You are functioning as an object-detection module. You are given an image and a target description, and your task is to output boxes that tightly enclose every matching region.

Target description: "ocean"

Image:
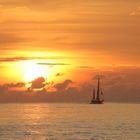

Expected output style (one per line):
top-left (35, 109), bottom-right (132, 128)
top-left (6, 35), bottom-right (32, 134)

top-left (0, 103), bottom-right (139, 140)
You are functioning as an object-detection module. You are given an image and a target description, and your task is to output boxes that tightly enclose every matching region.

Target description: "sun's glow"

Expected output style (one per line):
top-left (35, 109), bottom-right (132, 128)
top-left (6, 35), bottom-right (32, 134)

top-left (24, 63), bottom-right (48, 83)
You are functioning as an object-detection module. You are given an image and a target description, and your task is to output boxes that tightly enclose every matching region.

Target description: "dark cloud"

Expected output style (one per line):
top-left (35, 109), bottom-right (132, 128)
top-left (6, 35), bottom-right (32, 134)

top-left (54, 80), bottom-right (73, 92)
top-left (0, 56), bottom-right (47, 62)
top-left (56, 73), bottom-right (64, 77)
top-left (0, 82), bottom-right (25, 94)
top-left (0, 57), bottom-right (28, 62)
top-left (29, 77), bottom-right (46, 90)
top-left (79, 66), bottom-right (94, 69)
top-left (0, 56), bottom-right (74, 63)
top-left (37, 63), bottom-right (70, 66)
top-left (3, 82), bottom-right (25, 88)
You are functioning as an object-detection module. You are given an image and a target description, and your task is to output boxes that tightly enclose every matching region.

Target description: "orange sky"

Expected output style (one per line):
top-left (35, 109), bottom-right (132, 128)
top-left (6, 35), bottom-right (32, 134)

top-left (0, 0), bottom-right (140, 82)
top-left (0, 0), bottom-right (140, 102)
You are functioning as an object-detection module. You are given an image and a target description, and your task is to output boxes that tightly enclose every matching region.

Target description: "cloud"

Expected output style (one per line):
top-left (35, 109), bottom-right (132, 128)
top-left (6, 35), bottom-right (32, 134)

top-left (0, 57), bottom-right (28, 62)
top-left (0, 82), bottom-right (25, 94)
top-left (3, 82), bottom-right (25, 88)
top-left (79, 66), bottom-right (94, 69)
top-left (37, 63), bottom-right (70, 66)
top-left (0, 56), bottom-right (73, 63)
top-left (54, 80), bottom-right (73, 92)
top-left (56, 73), bottom-right (64, 77)
top-left (29, 77), bottom-right (46, 90)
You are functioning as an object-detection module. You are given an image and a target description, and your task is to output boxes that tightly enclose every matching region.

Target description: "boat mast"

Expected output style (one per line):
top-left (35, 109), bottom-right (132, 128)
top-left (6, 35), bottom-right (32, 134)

top-left (96, 77), bottom-right (100, 101)
top-left (92, 88), bottom-right (95, 100)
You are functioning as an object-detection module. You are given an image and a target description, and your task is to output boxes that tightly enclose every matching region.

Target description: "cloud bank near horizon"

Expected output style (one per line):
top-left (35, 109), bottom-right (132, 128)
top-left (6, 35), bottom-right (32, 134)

top-left (0, 67), bottom-right (140, 102)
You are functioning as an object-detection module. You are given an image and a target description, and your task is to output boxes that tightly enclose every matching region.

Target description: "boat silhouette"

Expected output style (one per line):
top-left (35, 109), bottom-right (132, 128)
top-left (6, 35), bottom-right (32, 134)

top-left (90, 76), bottom-right (104, 104)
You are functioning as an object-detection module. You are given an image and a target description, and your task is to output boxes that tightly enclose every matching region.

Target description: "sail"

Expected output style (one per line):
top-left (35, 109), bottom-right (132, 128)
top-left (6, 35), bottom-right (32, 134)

top-left (101, 91), bottom-right (103, 95)
top-left (96, 77), bottom-right (100, 101)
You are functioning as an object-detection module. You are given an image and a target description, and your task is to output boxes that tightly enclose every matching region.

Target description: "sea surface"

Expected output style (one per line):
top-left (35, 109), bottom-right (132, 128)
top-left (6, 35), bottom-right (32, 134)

top-left (0, 103), bottom-right (139, 140)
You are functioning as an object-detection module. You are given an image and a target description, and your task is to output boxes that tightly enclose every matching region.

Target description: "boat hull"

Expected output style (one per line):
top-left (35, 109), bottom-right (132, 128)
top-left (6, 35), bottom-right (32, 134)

top-left (90, 100), bottom-right (104, 104)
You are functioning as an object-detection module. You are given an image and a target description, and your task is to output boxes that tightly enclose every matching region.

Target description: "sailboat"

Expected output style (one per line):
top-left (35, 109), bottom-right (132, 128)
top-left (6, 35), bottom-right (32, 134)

top-left (90, 77), bottom-right (104, 104)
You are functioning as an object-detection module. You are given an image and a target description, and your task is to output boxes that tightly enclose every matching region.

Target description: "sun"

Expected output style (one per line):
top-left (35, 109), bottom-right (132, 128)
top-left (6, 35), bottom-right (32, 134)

top-left (24, 63), bottom-right (48, 83)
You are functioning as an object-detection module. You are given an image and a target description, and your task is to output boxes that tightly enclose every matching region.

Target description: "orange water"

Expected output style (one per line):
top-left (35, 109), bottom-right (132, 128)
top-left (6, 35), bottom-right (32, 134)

top-left (0, 103), bottom-right (139, 140)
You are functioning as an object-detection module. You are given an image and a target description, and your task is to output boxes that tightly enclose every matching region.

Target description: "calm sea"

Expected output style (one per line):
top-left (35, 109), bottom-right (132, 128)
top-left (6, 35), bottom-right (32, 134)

top-left (0, 103), bottom-right (139, 140)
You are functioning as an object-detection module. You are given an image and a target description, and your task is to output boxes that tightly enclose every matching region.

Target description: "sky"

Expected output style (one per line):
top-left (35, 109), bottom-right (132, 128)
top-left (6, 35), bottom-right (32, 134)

top-left (0, 0), bottom-right (140, 102)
